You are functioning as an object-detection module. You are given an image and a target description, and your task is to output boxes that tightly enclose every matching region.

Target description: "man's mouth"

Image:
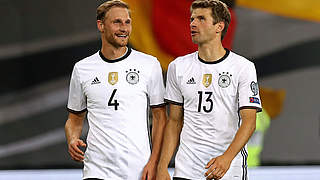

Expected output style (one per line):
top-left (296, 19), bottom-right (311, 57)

top-left (191, 31), bottom-right (198, 36)
top-left (116, 34), bottom-right (128, 38)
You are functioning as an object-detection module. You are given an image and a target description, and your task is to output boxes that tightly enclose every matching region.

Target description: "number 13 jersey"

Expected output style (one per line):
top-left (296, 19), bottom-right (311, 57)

top-left (165, 49), bottom-right (262, 179)
top-left (67, 48), bottom-right (165, 179)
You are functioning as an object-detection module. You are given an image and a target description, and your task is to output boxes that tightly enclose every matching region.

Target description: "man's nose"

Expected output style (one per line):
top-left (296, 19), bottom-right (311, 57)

top-left (119, 23), bottom-right (129, 31)
top-left (190, 20), bottom-right (197, 27)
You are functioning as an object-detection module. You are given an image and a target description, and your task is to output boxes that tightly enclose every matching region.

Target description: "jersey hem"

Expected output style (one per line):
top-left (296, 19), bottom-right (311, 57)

top-left (83, 177), bottom-right (103, 180)
top-left (82, 176), bottom-right (104, 180)
top-left (164, 99), bottom-right (183, 106)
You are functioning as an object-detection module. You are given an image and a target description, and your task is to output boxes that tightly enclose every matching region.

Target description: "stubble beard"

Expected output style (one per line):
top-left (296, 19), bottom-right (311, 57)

top-left (191, 36), bottom-right (200, 45)
top-left (105, 34), bottom-right (129, 48)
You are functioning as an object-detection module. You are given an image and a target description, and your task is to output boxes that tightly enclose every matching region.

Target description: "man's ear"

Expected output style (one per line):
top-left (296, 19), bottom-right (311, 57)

top-left (216, 21), bottom-right (225, 33)
top-left (97, 20), bottom-right (104, 33)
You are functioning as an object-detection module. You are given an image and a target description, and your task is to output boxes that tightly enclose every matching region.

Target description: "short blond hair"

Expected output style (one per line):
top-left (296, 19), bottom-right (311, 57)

top-left (191, 0), bottom-right (231, 40)
top-left (96, 0), bottom-right (130, 21)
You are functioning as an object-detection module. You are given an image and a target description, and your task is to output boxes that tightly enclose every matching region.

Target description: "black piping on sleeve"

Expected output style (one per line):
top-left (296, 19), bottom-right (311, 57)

top-left (67, 107), bottom-right (87, 114)
top-left (150, 103), bottom-right (167, 108)
top-left (239, 106), bottom-right (262, 113)
top-left (164, 99), bottom-right (183, 106)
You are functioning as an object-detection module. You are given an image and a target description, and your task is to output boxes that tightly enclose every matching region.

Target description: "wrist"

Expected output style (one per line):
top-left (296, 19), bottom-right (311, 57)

top-left (148, 154), bottom-right (159, 165)
top-left (157, 160), bottom-right (169, 170)
top-left (222, 151), bottom-right (235, 162)
top-left (68, 137), bottom-right (80, 144)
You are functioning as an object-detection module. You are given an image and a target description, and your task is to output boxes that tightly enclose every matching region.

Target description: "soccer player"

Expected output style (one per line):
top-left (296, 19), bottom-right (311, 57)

top-left (157, 0), bottom-right (262, 180)
top-left (64, 1), bottom-right (167, 179)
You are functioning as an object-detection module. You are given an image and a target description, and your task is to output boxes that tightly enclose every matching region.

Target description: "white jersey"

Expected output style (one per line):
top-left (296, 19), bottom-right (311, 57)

top-left (165, 50), bottom-right (262, 179)
top-left (67, 48), bottom-right (165, 180)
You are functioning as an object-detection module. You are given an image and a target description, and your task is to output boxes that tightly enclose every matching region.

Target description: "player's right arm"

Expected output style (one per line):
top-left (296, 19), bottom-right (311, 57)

top-left (65, 111), bottom-right (87, 162)
top-left (156, 103), bottom-right (183, 180)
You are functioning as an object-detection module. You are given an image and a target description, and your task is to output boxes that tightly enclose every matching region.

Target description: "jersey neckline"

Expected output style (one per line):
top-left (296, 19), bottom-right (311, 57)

top-left (197, 48), bottom-right (230, 64)
top-left (99, 47), bottom-right (132, 63)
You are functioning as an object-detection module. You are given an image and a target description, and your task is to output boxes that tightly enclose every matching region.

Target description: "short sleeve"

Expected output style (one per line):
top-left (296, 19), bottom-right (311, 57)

top-left (67, 65), bottom-right (87, 113)
top-left (238, 62), bottom-right (262, 112)
top-left (147, 60), bottom-right (165, 106)
top-left (164, 61), bottom-right (183, 105)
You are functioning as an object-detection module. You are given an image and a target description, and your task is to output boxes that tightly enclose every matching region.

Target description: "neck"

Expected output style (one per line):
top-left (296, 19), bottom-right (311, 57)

top-left (198, 40), bottom-right (226, 62)
top-left (100, 42), bottom-right (127, 60)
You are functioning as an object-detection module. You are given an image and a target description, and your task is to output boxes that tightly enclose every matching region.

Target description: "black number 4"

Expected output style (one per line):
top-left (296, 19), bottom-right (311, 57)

top-left (198, 91), bottom-right (213, 113)
top-left (108, 89), bottom-right (119, 110)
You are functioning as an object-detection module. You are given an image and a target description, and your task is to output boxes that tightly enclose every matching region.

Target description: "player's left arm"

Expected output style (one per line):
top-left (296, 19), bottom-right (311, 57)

top-left (205, 108), bottom-right (257, 180)
top-left (205, 61), bottom-right (260, 179)
top-left (141, 105), bottom-right (167, 180)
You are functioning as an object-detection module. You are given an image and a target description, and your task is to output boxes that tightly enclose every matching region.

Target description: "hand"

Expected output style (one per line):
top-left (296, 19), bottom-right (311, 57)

top-left (68, 139), bottom-right (86, 162)
top-left (155, 165), bottom-right (171, 180)
top-left (204, 154), bottom-right (232, 180)
top-left (141, 160), bottom-right (157, 180)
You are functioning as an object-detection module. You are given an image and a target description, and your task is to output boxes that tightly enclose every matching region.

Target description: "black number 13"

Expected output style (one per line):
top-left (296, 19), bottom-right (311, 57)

top-left (197, 91), bottom-right (213, 113)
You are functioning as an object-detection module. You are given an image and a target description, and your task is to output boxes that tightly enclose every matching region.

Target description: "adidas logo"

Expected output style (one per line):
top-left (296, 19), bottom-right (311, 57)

top-left (186, 77), bottom-right (196, 84)
top-left (91, 77), bottom-right (101, 85)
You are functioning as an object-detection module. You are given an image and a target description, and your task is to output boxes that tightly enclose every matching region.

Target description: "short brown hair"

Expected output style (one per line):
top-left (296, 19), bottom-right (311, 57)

top-left (191, 0), bottom-right (231, 40)
top-left (96, 0), bottom-right (130, 21)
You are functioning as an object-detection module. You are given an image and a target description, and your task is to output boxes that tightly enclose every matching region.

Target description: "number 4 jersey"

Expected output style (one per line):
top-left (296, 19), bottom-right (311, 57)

top-left (67, 48), bottom-right (165, 179)
top-left (165, 49), bottom-right (262, 179)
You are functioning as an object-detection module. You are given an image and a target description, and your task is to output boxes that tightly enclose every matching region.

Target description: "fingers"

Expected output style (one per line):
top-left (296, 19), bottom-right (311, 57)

top-left (68, 146), bottom-right (84, 161)
top-left (206, 158), bottom-right (216, 169)
top-left (141, 169), bottom-right (147, 180)
top-left (73, 140), bottom-right (85, 155)
top-left (146, 173), bottom-right (151, 180)
top-left (68, 139), bottom-right (86, 162)
top-left (142, 170), bottom-right (155, 180)
top-left (205, 158), bottom-right (216, 178)
top-left (206, 168), bottom-right (224, 180)
top-left (147, 172), bottom-right (152, 180)
top-left (205, 158), bottom-right (226, 180)
top-left (205, 166), bottom-right (216, 180)
top-left (79, 140), bottom-right (87, 147)
top-left (218, 170), bottom-right (226, 180)
top-left (155, 168), bottom-right (171, 180)
top-left (143, 169), bottom-right (155, 180)
top-left (205, 166), bottom-right (227, 180)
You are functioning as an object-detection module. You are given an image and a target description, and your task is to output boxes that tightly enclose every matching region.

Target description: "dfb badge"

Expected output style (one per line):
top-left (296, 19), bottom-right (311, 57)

top-left (218, 72), bottom-right (232, 88)
top-left (126, 69), bottom-right (139, 85)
